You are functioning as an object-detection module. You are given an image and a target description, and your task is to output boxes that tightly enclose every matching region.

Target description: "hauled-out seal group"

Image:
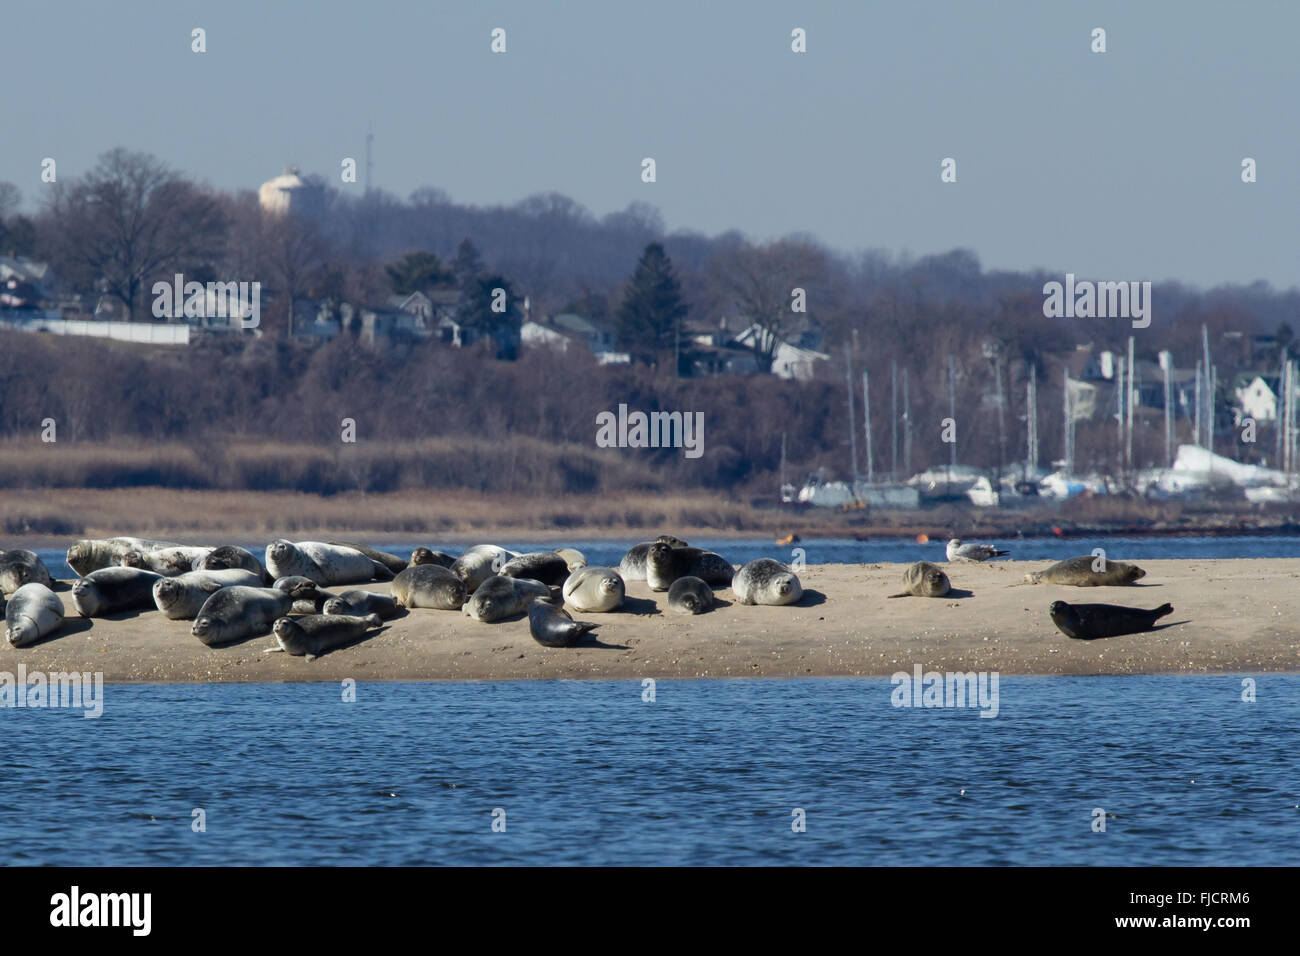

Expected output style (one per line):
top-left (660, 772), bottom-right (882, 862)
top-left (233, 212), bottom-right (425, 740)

top-left (0, 536), bottom-right (805, 661)
top-left (0, 533), bottom-right (1186, 658)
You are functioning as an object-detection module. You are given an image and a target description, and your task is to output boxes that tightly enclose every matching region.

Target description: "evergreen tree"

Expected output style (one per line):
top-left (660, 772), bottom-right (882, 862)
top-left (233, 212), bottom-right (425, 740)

top-left (457, 273), bottom-right (522, 359)
top-left (452, 238), bottom-right (485, 287)
top-left (386, 250), bottom-right (454, 296)
top-left (616, 242), bottom-right (688, 361)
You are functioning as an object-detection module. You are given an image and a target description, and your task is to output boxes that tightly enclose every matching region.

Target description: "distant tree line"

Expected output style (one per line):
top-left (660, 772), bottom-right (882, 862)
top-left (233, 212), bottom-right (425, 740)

top-left (2, 148), bottom-right (1299, 487)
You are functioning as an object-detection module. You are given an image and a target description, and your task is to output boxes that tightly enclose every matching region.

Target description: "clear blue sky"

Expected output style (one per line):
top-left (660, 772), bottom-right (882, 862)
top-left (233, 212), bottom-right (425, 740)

top-left (3, 0), bottom-right (1296, 288)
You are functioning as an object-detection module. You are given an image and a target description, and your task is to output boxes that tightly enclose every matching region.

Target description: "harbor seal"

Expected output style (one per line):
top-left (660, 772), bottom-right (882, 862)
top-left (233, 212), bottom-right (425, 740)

top-left (195, 546), bottom-right (269, 581)
top-left (152, 568), bottom-right (263, 620)
top-left (72, 567), bottom-right (163, 617)
top-left (272, 613), bottom-right (383, 661)
top-left (1020, 556), bottom-right (1145, 587)
top-left (392, 564), bottom-right (467, 610)
top-left (270, 575), bottom-right (336, 613)
top-left (555, 548), bottom-right (588, 571)
top-left (264, 540), bottom-right (393, 586)
top-left (191, 586), bottom-right (295, 646)
top-left (667, 576), bottom-right (714, 614)
top-left (410, 547), bottom-right (457, 569)
top-left (329, 542), bottom-right (408, 575)
top-left (450, 545), bottom-right (520, 593)
top-left (66, 537), bottom-right (180, 576)
top-left (5, 582), bottom-right (64, 647)
top-left (463, 575), bottom-right (552, 622)
top-left (618, 535), bottom-right (690, 581)
top-left (1049, 601), bottom-right (1174, 640)
top-left (527, 597), bottom-right (597, 647)
top-left (732, 559), bottom-right (803, 606)
top-left (888, 561), bottom-right (951, 598)
top-left (322, 590), bottom-right (402, 620)
top-left (500, 551), bottom-right (571, 587)
top-left (120, 546), bottom-right (213, 576)
top-left (644, 543), bottom-right (733, 591)
top-left (561, 566), bottom-right (625, 612)
top-left (0, 549), bottom-right (53, 596)
top-left (946, 539), bottom-right (1009, 563)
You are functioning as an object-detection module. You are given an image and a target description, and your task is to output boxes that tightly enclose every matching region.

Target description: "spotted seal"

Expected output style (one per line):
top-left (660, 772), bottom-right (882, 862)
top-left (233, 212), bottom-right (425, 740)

top-left (888, 561), bottom-right (951, 598)
top-left (329, 542), bottom-right (407, 575)
top-left (732, 558), bottom-right (803, 606)
top-left (500, 551), bottom-right (571, 587)
top-left (66, 537), bottom-right (180, 577)
top-left (644, 543), bottom-right (733, 592)
top-left (410, 547), bottom-right (457, 569)
top-left (555, 548), bottom-right (589, 572)
top-left (195, 546), bottom-right (270, 582)
top-left (191, 586), bottom-right (295, 646)
top-left (1020, 556), bottom-right (1146, 587)
top-left (618, 535), bottom-right (690, 582)
top-left (271, 613), bottom-right (383, 661)
top-left (463, 575), bottom-right (552, 622)
top-left (72, 567), bottom-right (164, 617)
top-left (450, 545), bottom-right (520, 593)
top-left (120, 546), bottom-right (213, 576)
top-left (264, 540), bottom-right (393, 586)
top-left (152, 568), bottom-right (264, 620)
top-left (270, 575), bottom-right (336, 613)
top-left (5, 582), bottom-right (64, 647)
top-left (322, 590), bottom-right (402, 620)
top-left (561, 566), bottom-right (624, 612)
top-left (527, 597), bottom-right (597, 647)
top-left (667, 576), bottom-right (714, 615)
top-left (1049, 601), bottom-right (1173, 640)
top-left (0, 549), bottom-right (53, 597)
top-left (392, 564), bottom-right (467, 610)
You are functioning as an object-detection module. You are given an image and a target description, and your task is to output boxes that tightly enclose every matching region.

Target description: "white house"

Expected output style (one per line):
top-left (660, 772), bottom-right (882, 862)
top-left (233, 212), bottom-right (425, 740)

top-left (1232, 374), bottom-right (1288, 424)
top-left (731, 323), bottom-right (829, 381)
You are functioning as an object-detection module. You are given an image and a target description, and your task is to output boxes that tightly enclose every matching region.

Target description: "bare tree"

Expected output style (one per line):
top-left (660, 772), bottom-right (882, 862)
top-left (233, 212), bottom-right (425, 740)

top-left (42, 148), bottom-right (227, 321)
top-left (262, 212), bottom-right (328, 336)
top-left (709, 238), bottom-right (827, 371)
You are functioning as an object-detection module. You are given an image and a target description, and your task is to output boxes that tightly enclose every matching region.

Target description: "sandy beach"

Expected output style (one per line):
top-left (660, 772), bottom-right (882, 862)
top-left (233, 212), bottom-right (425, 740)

top-left (2, 558), bottom-right (1296, 681)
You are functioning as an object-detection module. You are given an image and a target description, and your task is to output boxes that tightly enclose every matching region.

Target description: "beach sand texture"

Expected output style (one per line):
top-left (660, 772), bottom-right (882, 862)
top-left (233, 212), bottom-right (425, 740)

top-left (2, 559), bottom-right (1296, 682)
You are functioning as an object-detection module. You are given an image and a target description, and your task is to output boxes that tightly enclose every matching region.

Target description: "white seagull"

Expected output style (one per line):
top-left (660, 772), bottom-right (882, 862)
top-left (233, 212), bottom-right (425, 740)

top-left (946, 538), bottom-right (1010, 563)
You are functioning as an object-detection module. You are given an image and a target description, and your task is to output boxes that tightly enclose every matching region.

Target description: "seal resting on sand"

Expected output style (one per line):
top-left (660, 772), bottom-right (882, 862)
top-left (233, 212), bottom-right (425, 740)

top-left (0, 549), bottom-right (53, 596)
top-left (463, 575), bottom-right (551, 622)
top-left (732, 559), bottom-right (802, 606)
top-left (618, 535), bottom-right (689, 582)
top-left (264, 540), bottom-right (393, 586)
top-left (191, 586), bottom-right (295, 646)
top-left (5, 582), bottom-right (64, 647)
top-left (888, 561), bottom-right (951, 598)
top-left (271, 613), bottom-right (383, 661)
top-left (1048, 601), bottom-right (1173, 640)
top-left (527, 597), bottom-right (597, 647)
top-left (152, 568), bottom-right (263, 619)
top-left (644, 543), bottom-right (733, 592)
top-left (667, 576), bottom-right (714, 614)
top-left (72, 567), bottom-right (163, 617)
top-left (391, 564), bottom-right (466, 610)
top-left (322, 590), bottom-right (402, 620)
top-left (1020, 556), bottom-right (1145, 587)
top-left (561, 566), bottom-right (624, 612)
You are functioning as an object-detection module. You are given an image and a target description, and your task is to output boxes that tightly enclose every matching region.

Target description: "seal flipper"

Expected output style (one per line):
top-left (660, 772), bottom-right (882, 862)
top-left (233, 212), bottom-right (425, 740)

top-left (1153, 602), bottom-right (1173, 620)
top-left (886, 592), bottom-right (909, 599)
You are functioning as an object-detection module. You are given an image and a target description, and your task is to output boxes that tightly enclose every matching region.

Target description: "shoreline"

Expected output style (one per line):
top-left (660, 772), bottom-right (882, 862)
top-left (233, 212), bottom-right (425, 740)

top-left (2, 559), bottom-right (1295, 682)
top-left (4, 486), bottom-right (1300, 545)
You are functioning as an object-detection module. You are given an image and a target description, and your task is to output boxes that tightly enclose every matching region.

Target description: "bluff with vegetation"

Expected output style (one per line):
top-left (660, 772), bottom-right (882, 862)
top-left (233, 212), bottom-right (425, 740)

top-left (1, 148), bottom-right (1298, 495)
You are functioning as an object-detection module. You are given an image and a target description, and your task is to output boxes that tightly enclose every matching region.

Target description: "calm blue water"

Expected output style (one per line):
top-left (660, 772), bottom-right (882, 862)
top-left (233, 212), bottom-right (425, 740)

top-left (32, 534), bottom-right (1300, 579)
top-left (3, 677), bottom-right (1296, 866)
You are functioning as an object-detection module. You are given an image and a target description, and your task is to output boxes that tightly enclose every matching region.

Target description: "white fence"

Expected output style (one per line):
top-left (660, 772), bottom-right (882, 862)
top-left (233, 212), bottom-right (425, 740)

top-left (0, 314), bottom-right (190, 345)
